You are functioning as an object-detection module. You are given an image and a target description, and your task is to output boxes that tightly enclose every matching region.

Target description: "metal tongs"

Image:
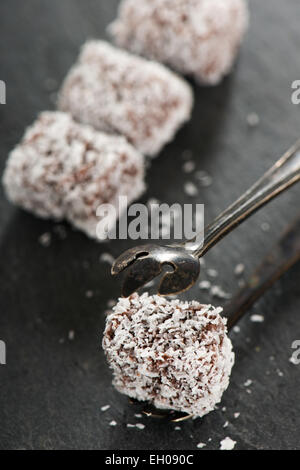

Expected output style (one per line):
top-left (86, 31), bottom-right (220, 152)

top-left (112, 140), bottom-right (300, 297)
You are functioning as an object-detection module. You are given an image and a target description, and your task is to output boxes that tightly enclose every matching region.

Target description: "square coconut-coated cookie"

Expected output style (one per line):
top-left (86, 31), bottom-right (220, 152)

top-left (58, 41), bottom-right (193, 157)
top-left (103, 293), bottom-right (234, 417)
top-left (110, 0), bottom-right (248, 85)
top-left (3, 112), bottom-right (146, 239)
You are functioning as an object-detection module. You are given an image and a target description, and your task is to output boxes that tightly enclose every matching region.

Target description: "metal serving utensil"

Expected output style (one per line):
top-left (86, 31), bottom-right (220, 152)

top-left (112, 140), bottom-right (300, 297)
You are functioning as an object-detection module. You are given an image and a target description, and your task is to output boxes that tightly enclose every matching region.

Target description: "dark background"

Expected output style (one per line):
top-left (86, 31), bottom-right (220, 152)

top-left (0, 0), bottom-right (299, 450)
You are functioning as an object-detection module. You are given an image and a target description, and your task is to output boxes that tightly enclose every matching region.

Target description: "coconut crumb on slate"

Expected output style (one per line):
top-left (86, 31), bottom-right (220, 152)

top-left (184, 182), bottom-right (198, 197)
top-left (101, 405), bottom-right (111, 412)
top-left (220, 436), bottom-right (236, 450)
top-left (234, 263), bottom-right (245, 276)
top-left (250, 314), bottom-right (264, 323)
top-left (210, 285), bottom-right (232, 300)
top-left (197, 442), bottom-right (206, 449)
top-left (195, 171), bottom-right (213, 187)
top-left (3, 112), bottom-right (145, 239)
top-left (135, 423), bottom-right (145, 430)
top-left (110, 0), bottom-right (248, 85)
top-left (261, 222), bottom-right (270, 232)
top-left (182, 161), bottom-right (196, 174)
top-left (199, 280), bottom-right (211, 290)
top-left (247, 112), bottom-right (260, 127)
top-left (68, 330), bottom-right (75, 341)
top-left (109, 420), bottom-right (117, 427)
top-left (207, 268), bottom-right (218, 278)
top-left (58, 40), bottom-right (193, 157)
top-left (102, 292), bottom-right (235, 417)
top-left (99, 253), bottom-right (115, 265)
top-left (38, 232), bottom-right (52, 247)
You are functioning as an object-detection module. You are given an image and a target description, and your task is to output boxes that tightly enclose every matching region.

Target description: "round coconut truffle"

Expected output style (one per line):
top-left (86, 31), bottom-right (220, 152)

top-left (103, 293), bottom-right (234, 417)
top-left (110, 0), bottom-right (248, 85)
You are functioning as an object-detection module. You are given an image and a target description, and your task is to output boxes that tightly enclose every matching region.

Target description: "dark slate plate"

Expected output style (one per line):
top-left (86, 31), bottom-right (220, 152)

top-left (0, 0), bottom-right (299, 450)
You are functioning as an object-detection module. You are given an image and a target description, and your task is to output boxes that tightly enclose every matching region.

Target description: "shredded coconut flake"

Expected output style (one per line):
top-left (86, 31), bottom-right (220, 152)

top-left (68, 330), bottom-right (75, 341)
top-left (101, 405), bottom-right (111, 412)
top-left (207, 269), bottom-right (218, 278)
top-left (234, 263), bottom-right (245, 276)
top-left (195, 171), bottom-right (213, 187)
top-left (100, 253), bottom-right (115, 265)
top-left (197, 442), bottom-right (206, 449)
top-left (244, 379), bottom-right (252, 387)
top-left (184, 181), bottom-right (198, 197)
top-left (261, 222), bottom-right (270, 232)
top-left (220, 437), bottom-right (236, 450)
top-left (210, 285), bottom-right (232, 300)
top-left (250, 314), bottom-right (264, 323)
top-left (199, 280), bottom-right (211, 290)
top-left (135, 423), bottom-right (145, 430)
top-left (39, 232), bottom-right (52, 247)
top-left (182, 161), bottom-right (196, 173)
top-left (247, 112), bottom-right (260, 127)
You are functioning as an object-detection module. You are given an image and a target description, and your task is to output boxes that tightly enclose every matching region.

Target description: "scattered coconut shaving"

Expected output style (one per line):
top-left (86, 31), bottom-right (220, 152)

top-left (101, 405), bottom-right (111, 412)
top-left (184, 181), bottom-right (198, 197)
top-left (234, 263), bottom-right (245, 276)
top-left (220, 436), bottom-right (236, 450)
top-left (100, 253), bottom-right (115, 265)
top-left (182, 161), bottom-right (196, 173)
top-left (247, 112), bottom-right (260, 127)
top-left (197, 442), bottom-right (206, 449)
top-left (250, 314), bottom-right (264, 323)
top-left (39, 232), bottom-right (52, 247)
top-left (68, 330), bottom-right (75, 341)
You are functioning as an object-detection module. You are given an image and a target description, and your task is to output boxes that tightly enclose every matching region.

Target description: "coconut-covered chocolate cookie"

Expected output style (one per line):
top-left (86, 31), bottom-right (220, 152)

top-left (103, 293), bottom-right (234, 417)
